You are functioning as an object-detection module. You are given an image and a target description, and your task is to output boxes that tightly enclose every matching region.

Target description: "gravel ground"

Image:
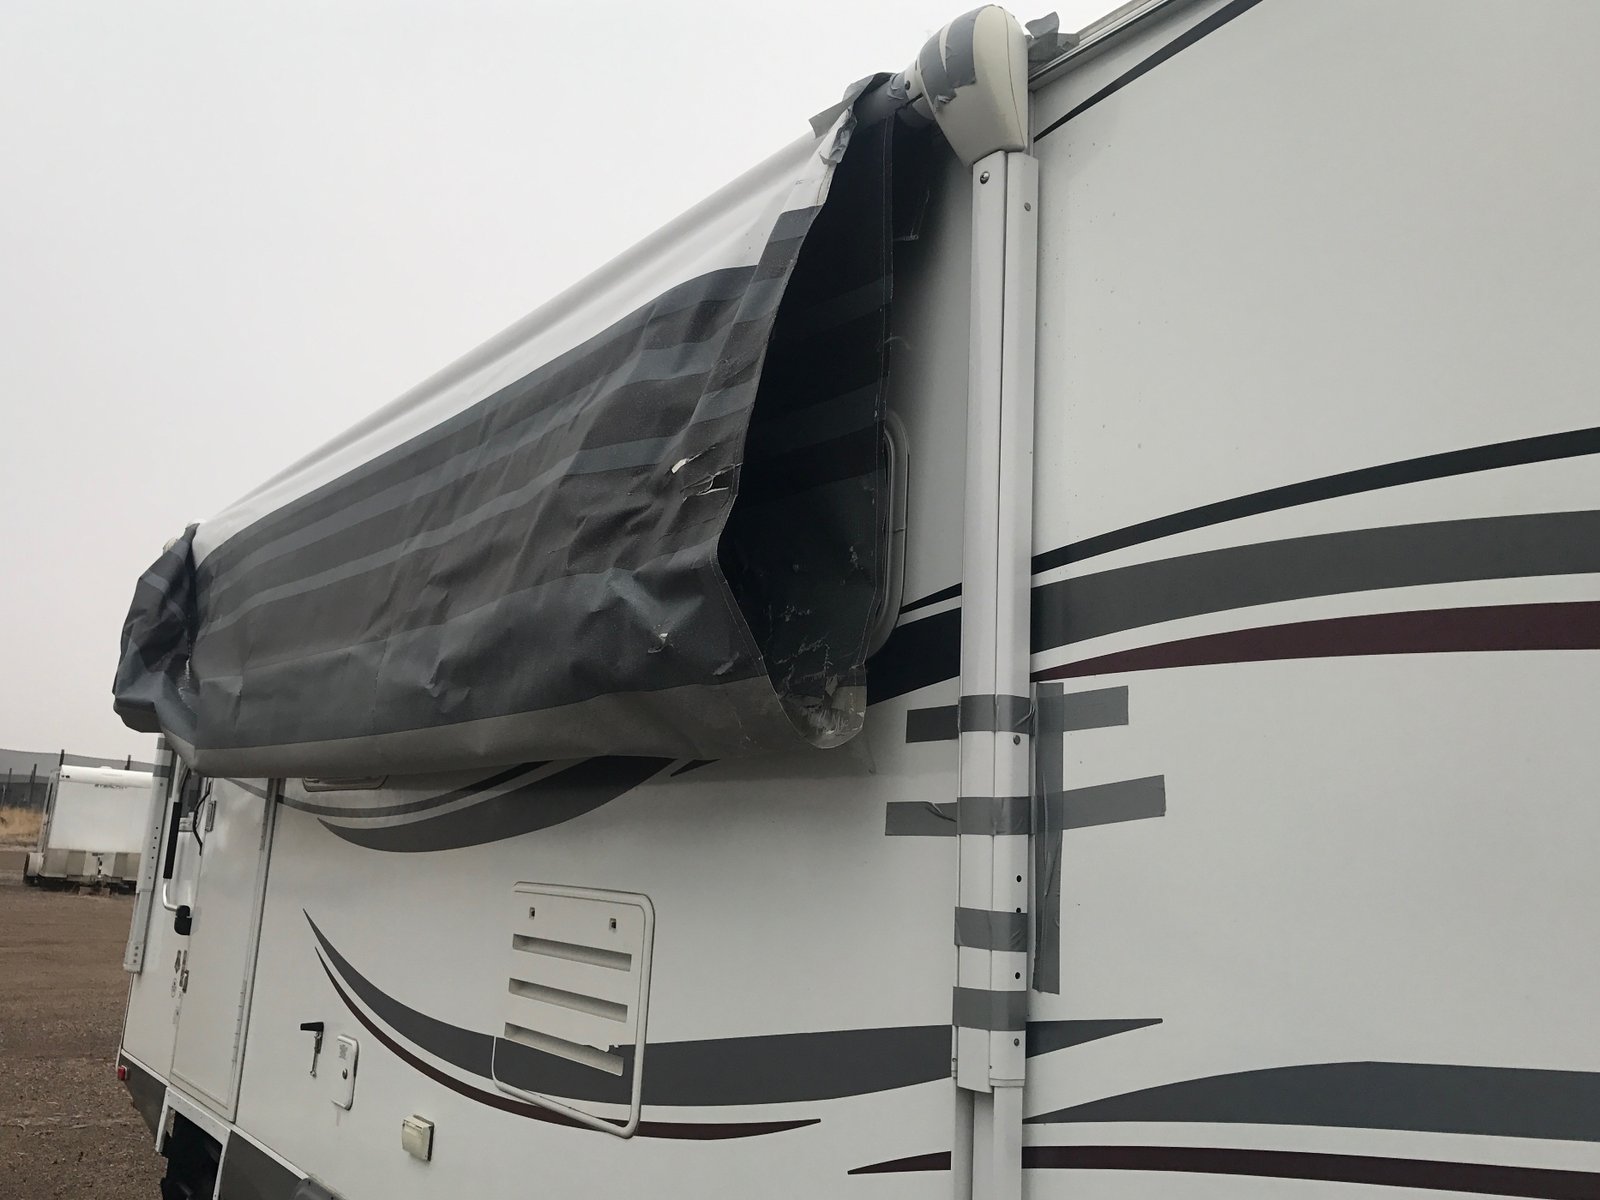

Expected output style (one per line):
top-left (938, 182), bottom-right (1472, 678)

top-left (0, 875), bottom-right (165, 1198)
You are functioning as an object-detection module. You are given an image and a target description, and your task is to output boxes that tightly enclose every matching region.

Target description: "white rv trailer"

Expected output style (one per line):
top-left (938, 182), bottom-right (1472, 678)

top-left (24, 764), bottom-right (152, 890)
top-left (110, 2), bottom-right (1600, 1198)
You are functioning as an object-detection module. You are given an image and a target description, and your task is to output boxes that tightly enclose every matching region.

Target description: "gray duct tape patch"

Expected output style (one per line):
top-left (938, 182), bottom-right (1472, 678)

top-left (953, 986), bottom-right (1028, 1032)
top-left (941, 8), bottom-right (984, 90)
top-left (959, 694), bottom-right (1034, 734)
top-left (955, 907), bottom-right (1029, 951)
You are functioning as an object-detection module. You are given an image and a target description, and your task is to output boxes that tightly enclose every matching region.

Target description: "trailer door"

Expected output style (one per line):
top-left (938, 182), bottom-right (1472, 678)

top-left (167, 778), bottom-right (276, 1119)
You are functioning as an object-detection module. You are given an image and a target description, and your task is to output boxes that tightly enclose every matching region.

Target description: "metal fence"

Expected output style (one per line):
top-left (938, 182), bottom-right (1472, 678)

top-left (0, 749), bottom-right (154, 812)
top-left (0, 773), bottom-right (50, 812)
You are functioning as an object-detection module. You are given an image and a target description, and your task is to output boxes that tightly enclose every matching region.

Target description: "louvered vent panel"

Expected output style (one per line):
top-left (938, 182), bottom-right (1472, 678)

top-left (495, 883), bottom-right (653, 1129)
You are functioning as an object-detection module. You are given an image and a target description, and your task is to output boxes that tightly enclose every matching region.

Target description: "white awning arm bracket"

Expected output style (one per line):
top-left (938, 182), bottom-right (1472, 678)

top-left (897, 6), bottom-right (1031, 164)
top-left (912, 9), bottom-right (1038, 1200)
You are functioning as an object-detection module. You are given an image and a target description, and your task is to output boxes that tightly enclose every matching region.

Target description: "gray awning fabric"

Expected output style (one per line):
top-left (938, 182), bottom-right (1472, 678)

top-left (114, 95), bottom-right (914, 778)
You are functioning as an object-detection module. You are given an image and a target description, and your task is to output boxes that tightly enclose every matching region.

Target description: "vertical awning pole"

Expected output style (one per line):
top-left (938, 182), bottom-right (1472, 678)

top-left (887, 8), bottom-right (1038, 1196)
top-left (954, 143), bottom-right (1039, 1200)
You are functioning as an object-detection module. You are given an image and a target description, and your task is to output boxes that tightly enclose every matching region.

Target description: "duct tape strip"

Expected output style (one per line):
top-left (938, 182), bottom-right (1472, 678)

top-left (959, 693), bottom-right (1034, 734)
top-left (888, 781), bottom-right (1160, 838)
top-left (152, 740), bottom-right (175, 780)
top-left (808, 74), bottom-right (878, 136)
top-left (942, 8), bottom-right (983, 90)
top-left (885, 801), bottom-right (957, 835)
top-left (913, 689), bottom-right (1120, 745)
top-left (957, 794), bottom-right (1032, 835)
top-left (955, 907), bottom-right (1029, 951)
top-left (1034, 683), bottom-right (1064, 993)
top-left (1037, 685), bottom-right (1128, 732)
top-left (918, 32), bottom-right (956, 106)
top-left (1025, 12), bottom-right (1080, 63)
top-left (1048, 776), bottom-right (1166, 829)
top-left (953, 986), bottom-right (1028, 1032)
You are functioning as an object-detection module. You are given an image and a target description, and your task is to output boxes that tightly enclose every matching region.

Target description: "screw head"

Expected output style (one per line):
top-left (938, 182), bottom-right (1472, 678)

top-left (979, 170), bottom-right (991, 184)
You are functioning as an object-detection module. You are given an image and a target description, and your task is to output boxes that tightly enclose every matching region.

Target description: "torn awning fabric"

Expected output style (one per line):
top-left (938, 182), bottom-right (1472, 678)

top-left (113, 100), bottom-right (908, 778)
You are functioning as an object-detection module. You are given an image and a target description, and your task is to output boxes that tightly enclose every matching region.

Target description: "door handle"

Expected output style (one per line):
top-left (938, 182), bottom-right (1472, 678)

top-left (161, 815), bottom-right (196, 926)
top-left (299, 1022), bottom-right (325, 1077)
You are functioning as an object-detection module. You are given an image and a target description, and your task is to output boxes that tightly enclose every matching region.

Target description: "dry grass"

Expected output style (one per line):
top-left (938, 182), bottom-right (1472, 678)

top-left (0, 806), bottom-right (42, 848)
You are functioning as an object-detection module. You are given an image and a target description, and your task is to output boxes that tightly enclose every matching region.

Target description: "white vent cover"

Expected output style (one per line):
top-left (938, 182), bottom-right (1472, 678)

top-left (491, 883), bottom-right (654, 1136)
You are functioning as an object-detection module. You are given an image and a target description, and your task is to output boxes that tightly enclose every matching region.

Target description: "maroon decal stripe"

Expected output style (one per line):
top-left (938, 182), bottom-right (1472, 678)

top-left (849, 1146), bottom-right (1599, 1197)
top-left (1025, 1145), bottom-right (1600, 1199)
top-left (1037, 601), bottom-right (1600, 681)
top-left (316, 956), bottom-right (817, 1141)
top-left (847, 1151), bottom-right (953, 1175)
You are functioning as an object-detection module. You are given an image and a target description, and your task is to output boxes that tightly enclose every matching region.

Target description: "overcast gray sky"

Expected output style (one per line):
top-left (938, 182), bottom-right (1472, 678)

top-left (0, 0), bottom-right (1106, 759)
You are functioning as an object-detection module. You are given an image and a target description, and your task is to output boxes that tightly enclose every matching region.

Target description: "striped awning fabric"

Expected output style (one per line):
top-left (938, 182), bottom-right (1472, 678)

top-left (114, 92), bottom-right (912, 779)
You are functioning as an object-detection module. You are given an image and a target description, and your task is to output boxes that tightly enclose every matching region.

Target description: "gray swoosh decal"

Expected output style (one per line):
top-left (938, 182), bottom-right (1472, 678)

top-left (310, 912), bottom-right (494, 1075)
top-left (309, 913), bottom-right (1155, 1105)
top-left (640, 1017), bottom-right (1164, 1106)
top-left (319, 756), bottom-right (670, 852)
top-left (853, 1144), bottom-right (1600, 1198)
top-left (1034, 509), bottom-right (1600, 651)
top-left (870, 508), bottom-right (1600, 705)
top-left (1027, 1061), bottom-right (1600, 1143)
top-left (1026, 1018), bottom-right (1160, 1057)
top-left (282, 761), bottom-right (545, 819)
top-left (314, 927), bottom-right (816, 1140)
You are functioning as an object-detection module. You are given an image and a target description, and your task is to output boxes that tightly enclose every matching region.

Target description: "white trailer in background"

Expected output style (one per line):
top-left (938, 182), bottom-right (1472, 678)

top-left (112, 2), bottom-right (1600, 1199)
top-left (25, 764), bottom-right (152, 891)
